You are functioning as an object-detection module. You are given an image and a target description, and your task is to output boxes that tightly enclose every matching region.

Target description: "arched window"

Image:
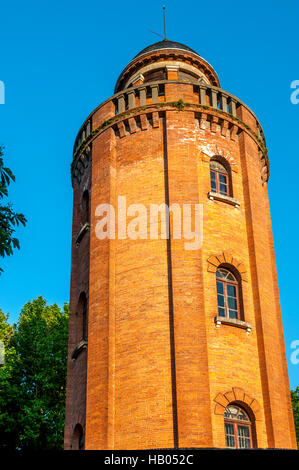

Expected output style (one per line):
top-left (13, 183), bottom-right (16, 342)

top-left (224, 405), bottom-right (253, 449)
top-left (210, 159), bottom-right (230, 196)
top-left (216, 268), bottom-right (241, 320)
top-left (72, 424), bottom-right (84, 450)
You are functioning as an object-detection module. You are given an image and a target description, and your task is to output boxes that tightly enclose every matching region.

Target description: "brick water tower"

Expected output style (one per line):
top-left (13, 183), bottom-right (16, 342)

top-left (64, 40), bottom-right (296, 450)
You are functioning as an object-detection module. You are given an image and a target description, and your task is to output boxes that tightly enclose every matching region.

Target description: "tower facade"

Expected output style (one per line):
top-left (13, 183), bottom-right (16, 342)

top-left (64, 41), bottom-right (296, 450)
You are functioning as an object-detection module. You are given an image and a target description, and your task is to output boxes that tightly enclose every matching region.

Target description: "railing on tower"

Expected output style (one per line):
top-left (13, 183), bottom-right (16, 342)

top-left (72, 80), bottom-right (266, 157)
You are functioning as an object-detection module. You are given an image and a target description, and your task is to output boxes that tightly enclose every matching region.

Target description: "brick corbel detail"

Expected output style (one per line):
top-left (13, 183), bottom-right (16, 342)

top-left (128, 117), bottom-right (137, 134)
top-left (140, 114), bottom-right (148, 131)
top-left (210, 116), bottom-right (219, 133)
top-left (220, 119), bottom-right (229, 137)
top-left (152, 111), bottom-right (160, 128)
top-left (207, 251), bottom-right (248, 282)
top-left (230, 124), bottom-right (239, 141)
top-left (117, 121), bottom-right (126, 138)
top-left (199, 112), bottom-right (208, 130)
top-left (213, 387), bottom-right (262, 421)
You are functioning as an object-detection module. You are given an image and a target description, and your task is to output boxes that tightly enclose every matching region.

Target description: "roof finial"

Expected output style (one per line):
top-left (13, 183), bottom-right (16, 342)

top-left (149, 6), bottom-right (168, 41)
top-left (163, 6), bottom-right (166, 40)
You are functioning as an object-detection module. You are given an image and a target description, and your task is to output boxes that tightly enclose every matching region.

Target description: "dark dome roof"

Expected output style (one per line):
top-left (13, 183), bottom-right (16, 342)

top-left (114, 39), bottom-right (220, 93)
top-left (134, 40), bottom-right (200, 59)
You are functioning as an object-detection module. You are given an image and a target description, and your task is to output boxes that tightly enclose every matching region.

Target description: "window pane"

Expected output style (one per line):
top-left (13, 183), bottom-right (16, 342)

top-left (228, 309), bottom-right (238, 319)
top-left (226, 406), bottom-right (239, 419)
top-left (227, 284), bottom-right (236, 297)
top-left (219, 184), bottom-right (227, 195)
top-left (238, 425), bottom-right (250, 438)
top-left (217, 294), bottom-right (225, 307)
top-left (225, 423), bottom-right (234, 434)
top-left (217, 281), bottom-right (224, 294)
top-left (210, 172), bottom-right (216, 192)
top-left (238, 409), bottom-right (249, 421)
top-left (228, 297), bottom-right (237, 310)
top-left (226, 272), bottom-right (235, 281)
top-left (218, 307), bottom-right (225, 317)
top-left (225, 423), bottom-right (235, 448)
top-left (238, 426), bottom-right (251, 449)
top-left (210, 161), bottom-right (227, 173)
top-left (219, 174), bottom-right (227, 184)
top-left (216, 269), bottom-right (226, 279)
top-left (225, 405), bottom-right (250, 422)
top-left (238, 436), bottom-right (251, 449)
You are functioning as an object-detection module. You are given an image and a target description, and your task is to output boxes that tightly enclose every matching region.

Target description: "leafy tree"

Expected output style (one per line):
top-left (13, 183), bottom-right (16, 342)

top-left (291, 387), bottom-right (299, 449)
top-left (0, 145), bottom-right (27, 273)
top-left (0, 297), bottom-right (69, 450)
top-left (0, 310), bottom-right (20, 449)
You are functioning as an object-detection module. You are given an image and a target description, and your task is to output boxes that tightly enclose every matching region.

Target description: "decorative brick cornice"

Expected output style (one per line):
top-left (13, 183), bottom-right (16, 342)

top-left (71, 144), bottom-right (91, 186)
top-left (207, 251), bottom-right (248, 282)
top-left (71, 102), bottom-right (269, 186)
top-left (73, 80), bottom-right (267, 153)
top-left (213, 387), bottom-right (262, 421)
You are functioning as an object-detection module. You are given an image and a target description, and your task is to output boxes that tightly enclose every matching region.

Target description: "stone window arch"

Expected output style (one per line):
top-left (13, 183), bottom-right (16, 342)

top-left (214, 387), bottom-right (262, 419)
top-left (213, 387), bottom-right (261, 448)
top-left (207, 252), bottom-right (248, 283)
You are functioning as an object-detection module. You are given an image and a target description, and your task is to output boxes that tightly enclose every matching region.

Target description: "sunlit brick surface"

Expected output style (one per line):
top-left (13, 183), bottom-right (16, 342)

top-left (64, 46), bottom-right (296, 450)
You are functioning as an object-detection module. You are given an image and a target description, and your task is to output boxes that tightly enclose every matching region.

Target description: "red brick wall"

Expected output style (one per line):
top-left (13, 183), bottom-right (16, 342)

top-left (66, 63), bottom-right (296, 450)
top-left (64, 161), bottom-right (90, 449)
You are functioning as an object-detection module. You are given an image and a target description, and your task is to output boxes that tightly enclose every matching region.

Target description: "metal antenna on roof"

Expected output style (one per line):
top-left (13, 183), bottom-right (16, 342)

top-left (163, 6), bottom-right (166, 40)
top-left (149, 6), bottom-right (167, 41)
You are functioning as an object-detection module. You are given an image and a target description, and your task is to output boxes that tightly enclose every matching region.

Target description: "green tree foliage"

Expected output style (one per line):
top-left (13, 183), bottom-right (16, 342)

top-left (0, 145), bottom-right (27, 273)
top-left (0, 297), bottom-right (69, 450)
top-left (291, 387), bottom-right (299, 449)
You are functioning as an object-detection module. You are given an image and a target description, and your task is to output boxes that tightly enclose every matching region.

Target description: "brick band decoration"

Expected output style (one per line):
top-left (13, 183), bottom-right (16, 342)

top-left (207, 252), bottom-right (248, 282)
top-left (214, 387), bottom-right (262, 421)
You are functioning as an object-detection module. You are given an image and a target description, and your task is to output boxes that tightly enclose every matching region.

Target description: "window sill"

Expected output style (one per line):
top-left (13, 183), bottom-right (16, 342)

top-left (71, 340), bottom-right (88, 360)
top-left (214, 316), bottom-right (252, 334)
top-left (208, 192), bottom-right (240, 207)
top-left (75, 222), bottom-right (90, 247)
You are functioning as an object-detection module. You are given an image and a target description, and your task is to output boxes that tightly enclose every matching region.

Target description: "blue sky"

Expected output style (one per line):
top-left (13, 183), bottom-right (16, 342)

top-left (0, 0), bottom-right (298, 388)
